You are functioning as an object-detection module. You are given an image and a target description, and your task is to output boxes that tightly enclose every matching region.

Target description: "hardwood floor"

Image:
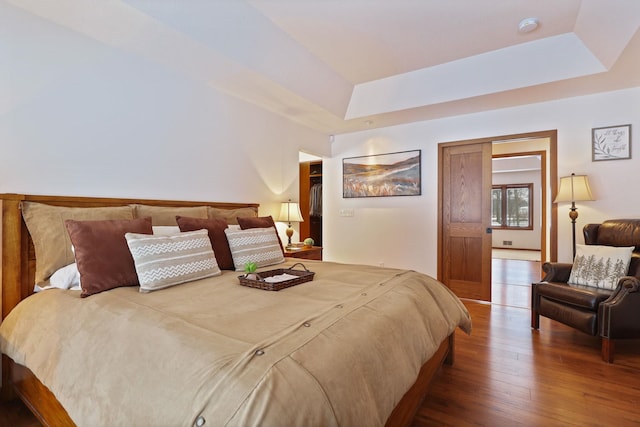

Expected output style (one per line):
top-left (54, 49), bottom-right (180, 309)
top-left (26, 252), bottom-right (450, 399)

top-left (414, 258), bottom-right (640, 426)
top-left (2, 259), bottom-right (639, 426)
top-left (414, 300), bottom-right (640, 426)
top-left (491, 257), bottom-right (541, 309)
top-left (0, 398), bottom-right (40, 427)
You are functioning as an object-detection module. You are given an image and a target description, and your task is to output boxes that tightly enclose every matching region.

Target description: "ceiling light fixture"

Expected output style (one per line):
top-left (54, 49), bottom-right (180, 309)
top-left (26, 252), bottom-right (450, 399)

top-left (518, 17), bottom-right (539, 33)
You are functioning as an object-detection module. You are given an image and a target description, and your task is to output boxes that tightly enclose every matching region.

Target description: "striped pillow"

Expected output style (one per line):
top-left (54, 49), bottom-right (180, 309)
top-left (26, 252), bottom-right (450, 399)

top-left (125, 229), bottom-right (221, 292)
top-left (224, 228), bottom-right (286, 271)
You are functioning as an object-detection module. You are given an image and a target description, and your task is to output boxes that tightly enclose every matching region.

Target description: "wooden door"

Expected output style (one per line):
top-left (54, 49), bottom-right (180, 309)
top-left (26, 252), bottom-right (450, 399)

top-left (438, 141), bottom-right (492, 301)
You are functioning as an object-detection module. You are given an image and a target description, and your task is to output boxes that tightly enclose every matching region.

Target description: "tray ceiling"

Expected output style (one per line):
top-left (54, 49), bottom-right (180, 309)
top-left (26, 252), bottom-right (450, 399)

top-left (6, 0), bottom-right (640, 134)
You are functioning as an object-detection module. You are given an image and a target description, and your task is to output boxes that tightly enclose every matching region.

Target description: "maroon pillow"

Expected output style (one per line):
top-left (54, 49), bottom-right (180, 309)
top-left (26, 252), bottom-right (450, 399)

top-left (236, 215), bottom-right (285, 255)
top-left (176, 216), bottom-right (234, 270)
top-left (65, 217), bottom-right (153, 297)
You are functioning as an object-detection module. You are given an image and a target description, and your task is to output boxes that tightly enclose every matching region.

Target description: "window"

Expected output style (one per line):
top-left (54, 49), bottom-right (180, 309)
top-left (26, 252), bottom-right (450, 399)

top-left (491, 184), bottom-right (533, 229)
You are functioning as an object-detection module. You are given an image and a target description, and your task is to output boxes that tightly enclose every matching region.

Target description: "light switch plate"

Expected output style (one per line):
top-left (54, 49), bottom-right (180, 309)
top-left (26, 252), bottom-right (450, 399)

top-left (339, 208), bottom-right (354, 217)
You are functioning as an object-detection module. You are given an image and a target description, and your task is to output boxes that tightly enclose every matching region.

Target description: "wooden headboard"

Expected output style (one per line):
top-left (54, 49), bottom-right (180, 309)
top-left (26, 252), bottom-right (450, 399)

top-left (0, 193), bottom-right (259, 321)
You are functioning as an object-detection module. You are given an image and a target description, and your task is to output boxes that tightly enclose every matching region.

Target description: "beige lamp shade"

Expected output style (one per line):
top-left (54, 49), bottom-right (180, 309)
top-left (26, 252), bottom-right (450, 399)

top-left (554, 174), bottom-right (595, 203)
top-left (278, 200), bottom-right (304, 224)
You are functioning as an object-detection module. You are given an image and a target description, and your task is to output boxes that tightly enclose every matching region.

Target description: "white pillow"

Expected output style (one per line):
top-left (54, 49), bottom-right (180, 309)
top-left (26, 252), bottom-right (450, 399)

top-left (568, 244), bottom-right (634, 290)
top-left (152, 226), bottom-right (182, 236)
top-left (224, 227), bottom-right (286, 271)
top-left (34, 263), bottom-right (81, 292)
top-left (125, 229), bottom-right (221, 293)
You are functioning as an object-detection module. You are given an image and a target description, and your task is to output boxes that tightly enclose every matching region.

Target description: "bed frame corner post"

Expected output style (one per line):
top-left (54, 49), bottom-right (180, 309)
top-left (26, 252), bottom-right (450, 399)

top-left (1, 196), bottom-right (26, 321)
top-left (1, 354), bottom-right (16, 400)
top-left (0, 197), bottom-right (3, 320)
top-left (0, 199), bottom-right (6, 401)
top-left (1, 195), bottom-right (25, 401)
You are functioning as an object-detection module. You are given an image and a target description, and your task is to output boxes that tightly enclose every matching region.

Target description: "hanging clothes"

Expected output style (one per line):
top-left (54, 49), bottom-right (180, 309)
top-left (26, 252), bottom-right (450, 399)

top-left (309, 183), bottom-right (322, 217)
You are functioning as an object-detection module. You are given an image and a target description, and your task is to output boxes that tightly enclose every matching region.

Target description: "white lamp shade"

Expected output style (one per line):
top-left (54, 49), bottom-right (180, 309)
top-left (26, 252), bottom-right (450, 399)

top-left (554, 174), bottom-right (595, 203)
top-left (278, 201), bottom-right (304, 223)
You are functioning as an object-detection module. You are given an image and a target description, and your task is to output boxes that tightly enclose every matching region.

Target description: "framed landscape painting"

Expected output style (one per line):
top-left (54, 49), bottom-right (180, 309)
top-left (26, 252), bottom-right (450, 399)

top-left (343, 150), bottom-right (421, 198)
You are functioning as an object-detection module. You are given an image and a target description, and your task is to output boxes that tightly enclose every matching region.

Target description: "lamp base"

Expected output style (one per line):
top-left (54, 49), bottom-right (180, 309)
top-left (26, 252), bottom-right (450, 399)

top-left (286, 225), bottom-right (294, 249)
top-left (569, 203), bottom-right (578, 259)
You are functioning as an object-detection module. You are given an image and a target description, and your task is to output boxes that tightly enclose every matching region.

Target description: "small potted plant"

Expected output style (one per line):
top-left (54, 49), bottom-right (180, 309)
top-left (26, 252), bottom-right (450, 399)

top-left (303, 238), bottom-right (314, 248)
top-left (244, 262), bottom-right (258, 280)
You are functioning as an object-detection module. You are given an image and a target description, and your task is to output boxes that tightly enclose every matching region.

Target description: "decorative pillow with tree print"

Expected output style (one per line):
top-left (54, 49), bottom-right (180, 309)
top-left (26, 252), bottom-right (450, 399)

top-left (568, 244), bottom-right (634, 290)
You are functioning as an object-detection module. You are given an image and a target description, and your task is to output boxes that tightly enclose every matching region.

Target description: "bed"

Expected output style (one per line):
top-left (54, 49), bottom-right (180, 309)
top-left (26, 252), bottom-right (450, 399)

top-left (0, 193), bottom-right (471, 426)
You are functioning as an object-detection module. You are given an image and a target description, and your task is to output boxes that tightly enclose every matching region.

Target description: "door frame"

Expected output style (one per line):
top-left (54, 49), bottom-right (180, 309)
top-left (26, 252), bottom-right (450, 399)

top-left (438, 129), bottom-right (558, 298)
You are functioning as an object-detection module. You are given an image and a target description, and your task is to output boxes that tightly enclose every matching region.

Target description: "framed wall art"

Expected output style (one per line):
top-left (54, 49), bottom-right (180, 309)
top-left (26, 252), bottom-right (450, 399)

top-left (343, 149), bottom-right (421, 198)
top-left (592, 124), bottom-right (631, 161)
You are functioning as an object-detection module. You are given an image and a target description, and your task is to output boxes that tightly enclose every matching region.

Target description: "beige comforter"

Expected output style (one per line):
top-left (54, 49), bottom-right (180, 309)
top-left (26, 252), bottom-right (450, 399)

top-left (0, 260), bottom-right (471, 427)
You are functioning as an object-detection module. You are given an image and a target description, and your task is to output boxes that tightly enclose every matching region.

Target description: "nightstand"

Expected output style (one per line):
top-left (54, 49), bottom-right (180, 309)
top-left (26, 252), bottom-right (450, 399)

top-left (283, 246), bottom-right (323, 261)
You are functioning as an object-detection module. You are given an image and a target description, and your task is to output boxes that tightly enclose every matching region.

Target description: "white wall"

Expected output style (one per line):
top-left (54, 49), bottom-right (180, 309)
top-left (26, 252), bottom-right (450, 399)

top-left (492, 169), bottom-right (541, 250)
top-left (3, 6), bottom-right (640, 275)
top-left (0, 7), bottom-right (330, 243)
top-left (325, 87), bottom-right (640, 275)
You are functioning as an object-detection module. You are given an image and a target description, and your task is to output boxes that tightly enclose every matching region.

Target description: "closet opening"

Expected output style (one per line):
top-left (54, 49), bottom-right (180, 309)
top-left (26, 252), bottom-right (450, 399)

top-left (299, 152), bottom-right (323, 247)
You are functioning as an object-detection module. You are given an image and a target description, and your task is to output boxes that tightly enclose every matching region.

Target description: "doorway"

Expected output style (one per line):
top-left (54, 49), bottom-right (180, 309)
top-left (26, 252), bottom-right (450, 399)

top-left (299, 152), bottom-right (323, 246)
top-left (438, 130), bottom-right (558, 303)
top-left (491, 144), bottom-right (546, 308)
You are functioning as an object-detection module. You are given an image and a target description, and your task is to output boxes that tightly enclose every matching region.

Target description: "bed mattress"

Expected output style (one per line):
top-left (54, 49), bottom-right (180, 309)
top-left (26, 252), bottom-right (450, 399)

top-left (0, 260), bottom-right (471, 426)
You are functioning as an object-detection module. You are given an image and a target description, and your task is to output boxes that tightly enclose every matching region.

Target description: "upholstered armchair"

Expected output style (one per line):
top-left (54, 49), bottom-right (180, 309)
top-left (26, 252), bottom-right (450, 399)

top-left (531, 219), bottom-right (640, 363)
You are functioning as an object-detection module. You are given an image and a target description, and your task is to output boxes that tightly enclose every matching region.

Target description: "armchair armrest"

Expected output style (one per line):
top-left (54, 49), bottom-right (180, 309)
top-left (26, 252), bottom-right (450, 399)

top-left (599, 276), bottom-right (640, 339)
top-left (619, 276), bottom-right (640, 292)
top-left (540, 262), bottom-right (573, 283)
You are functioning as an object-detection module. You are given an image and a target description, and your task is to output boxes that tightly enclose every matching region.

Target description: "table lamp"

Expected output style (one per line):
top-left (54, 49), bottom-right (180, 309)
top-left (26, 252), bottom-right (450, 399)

top-left (278, 199), bottom-right (304, 249)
